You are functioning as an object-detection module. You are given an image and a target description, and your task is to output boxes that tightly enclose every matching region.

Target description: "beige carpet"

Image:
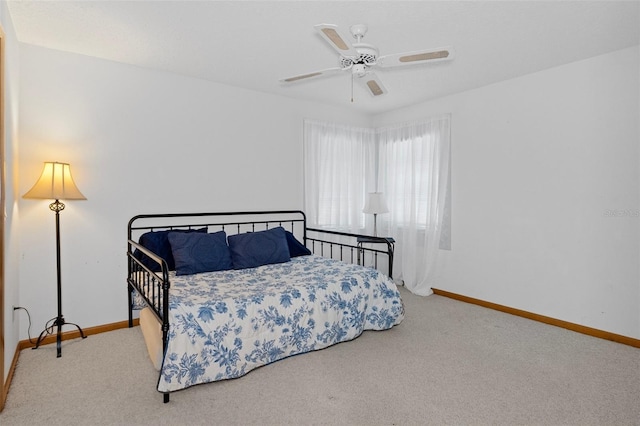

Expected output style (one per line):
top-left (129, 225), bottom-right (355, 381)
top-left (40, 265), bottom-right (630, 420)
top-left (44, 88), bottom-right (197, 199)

top-left (1, 287), bottom-right (639, 425)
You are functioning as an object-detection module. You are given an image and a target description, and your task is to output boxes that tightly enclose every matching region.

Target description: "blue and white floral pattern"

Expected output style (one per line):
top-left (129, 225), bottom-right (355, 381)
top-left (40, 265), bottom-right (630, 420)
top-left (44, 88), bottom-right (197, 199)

top-left (157, 255), bottom-right (404, 392)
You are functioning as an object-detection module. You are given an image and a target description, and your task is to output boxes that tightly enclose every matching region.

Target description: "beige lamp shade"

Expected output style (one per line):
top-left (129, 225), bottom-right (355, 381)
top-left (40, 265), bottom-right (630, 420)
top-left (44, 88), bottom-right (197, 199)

top-left (363, 192), bottom-right (389, 215)
top-left (23, 162), bottom-right (86, 200)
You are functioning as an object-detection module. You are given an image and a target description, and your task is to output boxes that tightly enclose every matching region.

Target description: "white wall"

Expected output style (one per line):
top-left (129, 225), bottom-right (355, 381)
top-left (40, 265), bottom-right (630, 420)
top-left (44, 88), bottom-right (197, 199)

top-left (13, 41), bottom-right (640, 342)
top-left (375, 46), bottom-right (640, 338)
top-left (1, 0), bottom-right (21, 383)
top-left (17, 44), bottom-right (371, 334)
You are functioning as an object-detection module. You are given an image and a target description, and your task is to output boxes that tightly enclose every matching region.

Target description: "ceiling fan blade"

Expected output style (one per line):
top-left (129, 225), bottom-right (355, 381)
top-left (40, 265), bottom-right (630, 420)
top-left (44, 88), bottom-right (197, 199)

top-left (358, 72), bottom-right (387, 97)
top-left (378, 46), bottom-right (455, 68)
top-left (279, 67), bottom-right (344, 83)
top-left (314, 24), bottom-right (359, 58)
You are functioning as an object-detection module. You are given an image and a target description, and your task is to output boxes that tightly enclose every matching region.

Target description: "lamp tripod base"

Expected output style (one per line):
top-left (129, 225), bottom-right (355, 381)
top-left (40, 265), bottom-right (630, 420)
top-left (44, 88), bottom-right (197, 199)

top-left (33, 315), bottom-right (87, 358)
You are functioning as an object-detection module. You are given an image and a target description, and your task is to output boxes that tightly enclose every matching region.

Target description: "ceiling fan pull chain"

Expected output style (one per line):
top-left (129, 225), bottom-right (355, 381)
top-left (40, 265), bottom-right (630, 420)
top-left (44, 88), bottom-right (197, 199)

top-left (351, 72), bottom-right (354, 103)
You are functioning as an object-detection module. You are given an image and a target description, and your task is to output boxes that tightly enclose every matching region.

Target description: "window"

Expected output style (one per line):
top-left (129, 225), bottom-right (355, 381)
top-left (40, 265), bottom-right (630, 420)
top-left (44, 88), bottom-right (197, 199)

top-left (303, 120), bottom-right (375, 231)
top-left (377, 118), bottom-right (451, 234)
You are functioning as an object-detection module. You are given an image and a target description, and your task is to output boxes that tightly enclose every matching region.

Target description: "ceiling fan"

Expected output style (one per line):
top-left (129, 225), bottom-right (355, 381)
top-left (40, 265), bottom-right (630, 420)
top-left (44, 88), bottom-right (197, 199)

top-left (280, 23), bottom-right (454, 99)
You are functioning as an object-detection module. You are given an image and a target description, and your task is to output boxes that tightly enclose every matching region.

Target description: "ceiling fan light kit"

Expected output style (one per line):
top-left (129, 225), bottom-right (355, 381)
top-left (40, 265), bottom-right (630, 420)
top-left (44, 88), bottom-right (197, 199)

top-left (280, 23), bottom-right (454, 100)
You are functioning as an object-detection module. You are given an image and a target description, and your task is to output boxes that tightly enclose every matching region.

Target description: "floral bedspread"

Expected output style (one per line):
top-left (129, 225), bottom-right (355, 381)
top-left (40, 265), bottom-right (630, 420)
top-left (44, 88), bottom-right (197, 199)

top-left (158, 255), bottom-right (404, 392)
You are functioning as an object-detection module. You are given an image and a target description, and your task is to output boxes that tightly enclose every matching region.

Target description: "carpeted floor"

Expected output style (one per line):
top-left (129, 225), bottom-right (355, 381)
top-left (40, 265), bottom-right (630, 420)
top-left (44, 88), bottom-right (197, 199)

top-left (2, 287), bottom-right (639, 425)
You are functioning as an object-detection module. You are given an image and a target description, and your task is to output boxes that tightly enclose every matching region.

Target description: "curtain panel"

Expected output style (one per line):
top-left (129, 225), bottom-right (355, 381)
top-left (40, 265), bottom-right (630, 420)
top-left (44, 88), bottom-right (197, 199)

top-left (376, 115), bottom-right (451, 295)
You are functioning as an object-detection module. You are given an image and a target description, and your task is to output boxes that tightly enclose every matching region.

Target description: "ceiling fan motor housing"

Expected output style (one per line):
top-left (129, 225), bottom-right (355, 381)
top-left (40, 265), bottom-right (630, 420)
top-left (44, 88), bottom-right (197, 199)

top-left (352, 63), bottom-right (367, 77)
top-left (339, 43), bottom-right (379, 69)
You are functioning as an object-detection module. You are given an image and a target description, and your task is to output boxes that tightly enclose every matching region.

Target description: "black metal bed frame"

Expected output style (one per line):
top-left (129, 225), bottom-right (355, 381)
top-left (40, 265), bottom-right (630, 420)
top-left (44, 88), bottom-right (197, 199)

top-left (126, 210), bottom-right (394, 403)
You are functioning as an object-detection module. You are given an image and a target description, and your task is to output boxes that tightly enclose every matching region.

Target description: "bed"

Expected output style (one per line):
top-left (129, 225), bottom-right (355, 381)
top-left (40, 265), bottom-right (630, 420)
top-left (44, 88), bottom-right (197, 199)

top-left (127, 210), bottom-right (404, 402)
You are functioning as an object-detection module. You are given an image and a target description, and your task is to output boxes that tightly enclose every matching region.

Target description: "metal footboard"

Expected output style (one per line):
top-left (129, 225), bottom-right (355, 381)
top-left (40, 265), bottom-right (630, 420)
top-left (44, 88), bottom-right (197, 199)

top-left (306, 227), bottom-right (395, 279)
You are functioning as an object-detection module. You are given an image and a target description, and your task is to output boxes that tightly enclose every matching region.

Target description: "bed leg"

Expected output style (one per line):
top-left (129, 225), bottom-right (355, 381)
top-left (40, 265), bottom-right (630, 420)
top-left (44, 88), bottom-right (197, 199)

top-left (163, 393), bottom-right (170, 403)
top-left (127, 287), bottom-right (133, 328)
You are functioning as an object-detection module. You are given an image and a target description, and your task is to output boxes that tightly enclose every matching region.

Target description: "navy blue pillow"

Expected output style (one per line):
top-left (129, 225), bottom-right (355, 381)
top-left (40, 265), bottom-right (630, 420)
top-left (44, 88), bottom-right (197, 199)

top-left (228, 226), bottom-right (291, 269)
top-left (134, 228), bottom-right (207, 271)
top-left (168, 231), bottom-right (233, 276)
top-left (284, 230), bottom-right (311, 257)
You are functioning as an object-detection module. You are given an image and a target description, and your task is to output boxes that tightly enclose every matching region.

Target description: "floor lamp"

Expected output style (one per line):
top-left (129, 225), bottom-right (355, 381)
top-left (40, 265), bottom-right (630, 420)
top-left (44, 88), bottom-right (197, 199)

top-left (23, 162), bottom-right (87, 357)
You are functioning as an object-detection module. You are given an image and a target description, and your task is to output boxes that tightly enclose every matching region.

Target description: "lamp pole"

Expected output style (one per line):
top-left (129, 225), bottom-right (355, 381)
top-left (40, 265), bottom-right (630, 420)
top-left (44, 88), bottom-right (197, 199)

top-left (32, 199), bottom-right (86, 357)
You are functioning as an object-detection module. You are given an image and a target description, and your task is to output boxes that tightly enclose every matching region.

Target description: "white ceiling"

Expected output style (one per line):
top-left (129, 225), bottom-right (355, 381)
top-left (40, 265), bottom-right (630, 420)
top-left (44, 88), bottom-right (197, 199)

top-left (6, 1), bottom-right (640, 115)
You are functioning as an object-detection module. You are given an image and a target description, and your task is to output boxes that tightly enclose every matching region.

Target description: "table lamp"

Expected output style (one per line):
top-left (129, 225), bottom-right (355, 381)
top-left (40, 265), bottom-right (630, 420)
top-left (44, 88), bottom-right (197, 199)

top-left (363, 192), bottom-right (389, 237)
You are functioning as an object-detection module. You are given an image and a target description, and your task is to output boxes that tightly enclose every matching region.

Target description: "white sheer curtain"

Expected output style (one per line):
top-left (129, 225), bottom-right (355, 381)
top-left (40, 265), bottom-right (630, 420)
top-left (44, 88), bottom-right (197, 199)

top-left (304, 119), bottom-right (375, 231)
top-left (377, 115), bottom-right (451, 295)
